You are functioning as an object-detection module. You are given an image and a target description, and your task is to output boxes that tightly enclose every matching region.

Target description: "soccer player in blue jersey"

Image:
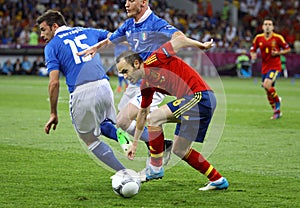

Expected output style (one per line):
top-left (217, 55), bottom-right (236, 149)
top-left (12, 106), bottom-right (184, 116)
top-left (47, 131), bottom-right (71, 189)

top-left (36, 10), bottom-right (128, 173)
top-left (78, 0), bottom-right (184, 165)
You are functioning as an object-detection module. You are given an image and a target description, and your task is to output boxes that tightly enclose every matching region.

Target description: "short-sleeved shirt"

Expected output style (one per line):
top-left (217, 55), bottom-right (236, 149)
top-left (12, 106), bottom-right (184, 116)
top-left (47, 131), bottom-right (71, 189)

top-left (45, 26), bottom-right (109, 93)
top-left (140, 42), bottom-right (211, 108)
top-left (250, 32), bottom-right (290, 74)
top-left (109, 10), bottom-right (178, 61)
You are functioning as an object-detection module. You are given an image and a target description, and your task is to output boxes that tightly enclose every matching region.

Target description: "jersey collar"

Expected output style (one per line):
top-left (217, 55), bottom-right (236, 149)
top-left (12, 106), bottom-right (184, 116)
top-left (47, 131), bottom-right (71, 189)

top-left (54, 25), bottom-right (71, 36)
top-left (135, 7), bottom-right (152, 24)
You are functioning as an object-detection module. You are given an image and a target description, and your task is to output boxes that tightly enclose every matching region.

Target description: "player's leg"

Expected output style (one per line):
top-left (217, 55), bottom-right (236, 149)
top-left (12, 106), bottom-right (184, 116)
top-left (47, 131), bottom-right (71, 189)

top-left (117, 102), bottom-right (150, 145)
top-left (262, 70), bottom-right (281, 119)
top-left (70, 80), bottom-right (126, 171)
top-left (78, 131), bottom-right (125, 171)
top-left (172, 136), bottom-right (228, 190)
top-left (100, 119), bottom-right (132, 152)
top-left (144, 104), bottom-right (175, 180)
top-left (118, 99), bottom-right (174, 166)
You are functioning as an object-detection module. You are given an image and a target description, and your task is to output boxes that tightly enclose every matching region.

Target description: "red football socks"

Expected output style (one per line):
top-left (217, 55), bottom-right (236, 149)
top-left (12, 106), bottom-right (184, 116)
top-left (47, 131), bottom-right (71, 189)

top-left (183, 148), bottom-right (222, 181)
top-left (148, 126), bottom-right (164, 167)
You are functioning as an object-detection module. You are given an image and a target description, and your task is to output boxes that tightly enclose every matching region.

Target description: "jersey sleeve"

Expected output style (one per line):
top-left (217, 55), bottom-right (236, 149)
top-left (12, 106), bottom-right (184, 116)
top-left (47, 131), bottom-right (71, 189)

top-left (140, 83), bottom-right (155, 108)
top-left (88, 28), bottom-right (109, 42)
top-left (109, 22), bottom-right (128, 44)
top-left (44, 44), bottom-right (60, 73)
top-left (250, 35), bottom-right (258, 53)
top-left (144, 42), bottom-right (176, 68)
top-left (278, 35), bottom-right (290, 50)
top-left (154, 19), bottom-right (178, 37)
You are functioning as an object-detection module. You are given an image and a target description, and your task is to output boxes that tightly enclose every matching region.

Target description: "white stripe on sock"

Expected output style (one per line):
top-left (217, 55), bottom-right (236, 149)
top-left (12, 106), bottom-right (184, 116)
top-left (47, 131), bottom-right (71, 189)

top-left (88, 140), bottom-right (101, 151)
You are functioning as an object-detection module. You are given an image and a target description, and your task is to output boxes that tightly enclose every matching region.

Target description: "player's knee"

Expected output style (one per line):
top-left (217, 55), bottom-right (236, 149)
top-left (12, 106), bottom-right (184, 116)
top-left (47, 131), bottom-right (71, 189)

top-left (116, 117), bottom-right (129, 130)
top-left (172, 147), bottom-right (186, 159)
top-left (78, 132), bottom-right (98, 146)
top-left (147, 114), bottom-right (159, 126)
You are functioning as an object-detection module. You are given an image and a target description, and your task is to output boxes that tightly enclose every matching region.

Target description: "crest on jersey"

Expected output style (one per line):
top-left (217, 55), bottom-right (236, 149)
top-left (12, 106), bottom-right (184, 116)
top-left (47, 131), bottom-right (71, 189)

top-left (141, 32), bottom-right (147, 41)
top-left (271, 40), bottom-right (276, 48)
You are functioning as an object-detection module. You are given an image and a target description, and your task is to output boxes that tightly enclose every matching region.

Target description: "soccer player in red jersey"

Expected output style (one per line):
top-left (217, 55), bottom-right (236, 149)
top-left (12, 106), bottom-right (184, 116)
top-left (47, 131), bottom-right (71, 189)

top-left (250, 17), bottom-right (290, 119)
top-left (115, 36), bottom-right (229, 191)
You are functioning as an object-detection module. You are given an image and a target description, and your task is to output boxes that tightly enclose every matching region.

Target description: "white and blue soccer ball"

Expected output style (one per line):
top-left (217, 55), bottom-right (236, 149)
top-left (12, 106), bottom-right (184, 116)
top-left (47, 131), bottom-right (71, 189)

top-left (111, 169), bottom-right (141, 198)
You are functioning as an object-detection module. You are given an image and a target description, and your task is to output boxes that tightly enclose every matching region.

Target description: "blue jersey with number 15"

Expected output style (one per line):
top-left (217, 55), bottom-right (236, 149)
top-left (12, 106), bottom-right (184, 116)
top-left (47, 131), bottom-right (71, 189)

top-left (109, 12), bottom-right (178, 60)
top-left (45, 27), bottom-right (109, 93)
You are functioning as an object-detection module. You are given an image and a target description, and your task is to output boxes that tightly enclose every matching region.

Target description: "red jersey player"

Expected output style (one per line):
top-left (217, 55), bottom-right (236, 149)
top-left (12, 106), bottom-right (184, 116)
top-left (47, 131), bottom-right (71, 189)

top-left (116, 36), bottom-right (229, 191)
top-left (250, 17), bottom-right (290, 119)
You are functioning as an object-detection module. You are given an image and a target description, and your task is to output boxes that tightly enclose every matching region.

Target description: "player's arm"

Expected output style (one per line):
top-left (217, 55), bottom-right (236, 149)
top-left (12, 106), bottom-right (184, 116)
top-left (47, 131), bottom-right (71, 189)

top-left (250, 38), bottom-right (258, 61)
top-left (44, 70), bottom-right (60, 134)
top-left (271, 47), bottom-right (291, 56)
top-left (127, 106), bottom-right (150, 160)
top-left (170, 34), bottom-right (214, 53)
top-left (170, 31), bottom-right (185, 40)
top-left (250, 51), bottom-right (257, 61)
top-left (77, 33), bottom-right (113, 58)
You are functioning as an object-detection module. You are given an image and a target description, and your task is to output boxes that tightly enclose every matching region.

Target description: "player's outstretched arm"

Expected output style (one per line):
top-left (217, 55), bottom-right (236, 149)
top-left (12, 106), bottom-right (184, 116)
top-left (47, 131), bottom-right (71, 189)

top-left (77, 38), bottom-right (112, 58)
top-left (170, 35), bottom-right (214, 53)
top-left (127, 107), bottom-right (149, 160)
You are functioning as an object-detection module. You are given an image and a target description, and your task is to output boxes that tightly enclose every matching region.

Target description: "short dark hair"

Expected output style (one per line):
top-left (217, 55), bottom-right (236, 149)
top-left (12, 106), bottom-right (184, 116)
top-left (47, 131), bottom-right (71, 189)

top-left (116, 51), bottom-right (143, 66)
top-left (263, 16), bottom-right (275, 24)
top-left (36, 10), bottom-right (67, 27)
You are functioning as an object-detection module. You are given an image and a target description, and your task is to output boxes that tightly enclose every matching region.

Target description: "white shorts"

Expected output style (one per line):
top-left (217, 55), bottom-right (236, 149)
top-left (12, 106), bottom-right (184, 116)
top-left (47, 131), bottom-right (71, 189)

top-left (70, 79), bottom-right (116, 137)
top-left (117, 83), bottom-right (166, 112)
top-left (118, 83), bottom-right (140, 111)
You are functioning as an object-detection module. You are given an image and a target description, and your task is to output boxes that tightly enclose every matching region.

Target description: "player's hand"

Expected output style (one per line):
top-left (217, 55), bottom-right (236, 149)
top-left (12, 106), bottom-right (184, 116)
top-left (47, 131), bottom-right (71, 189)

top-left (202, 39), bottom-right (214, 50)
top-left (77, 46), bottom-right (97, 58)
top-left (127, 143), bottom-right (137, 160)
top-left (44, 114), bottom-right (58, 134)
top-left (77, 38), bottom-right (110, 58)
top-left (271, 48), bottom-right (279, 56)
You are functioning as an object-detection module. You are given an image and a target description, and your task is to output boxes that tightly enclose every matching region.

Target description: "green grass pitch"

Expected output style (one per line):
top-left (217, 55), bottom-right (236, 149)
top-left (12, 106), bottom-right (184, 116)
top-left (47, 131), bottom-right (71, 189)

top-left (0, 75), bottom-right (299, 208)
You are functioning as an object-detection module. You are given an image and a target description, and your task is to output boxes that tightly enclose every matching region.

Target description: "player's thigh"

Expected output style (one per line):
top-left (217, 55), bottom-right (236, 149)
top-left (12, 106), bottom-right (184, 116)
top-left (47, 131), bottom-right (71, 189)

top-left (117, 103), bottom-right (139, 129)
top-left (262, 70), bottom-right (279, 89)
top-left (147, 104), bottom-right (177, 126)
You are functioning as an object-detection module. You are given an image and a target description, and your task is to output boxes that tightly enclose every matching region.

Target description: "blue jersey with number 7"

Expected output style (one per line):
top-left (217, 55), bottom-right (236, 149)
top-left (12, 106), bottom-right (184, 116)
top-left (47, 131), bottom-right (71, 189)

top-left (45, 26), bottom-right (109, 93)
top-left (109, 11), bottom-right (178, 61)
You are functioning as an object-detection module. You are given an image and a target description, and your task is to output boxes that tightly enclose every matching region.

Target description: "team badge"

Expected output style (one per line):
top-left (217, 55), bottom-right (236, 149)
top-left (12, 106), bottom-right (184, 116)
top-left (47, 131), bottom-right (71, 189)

top-left (141, 32), bottom-right (147, 41)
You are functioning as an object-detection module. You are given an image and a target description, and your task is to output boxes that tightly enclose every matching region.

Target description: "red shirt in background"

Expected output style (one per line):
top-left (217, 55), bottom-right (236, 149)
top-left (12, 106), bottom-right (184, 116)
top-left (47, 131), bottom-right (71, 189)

top-left (250, 32), bottom-right (290, 74)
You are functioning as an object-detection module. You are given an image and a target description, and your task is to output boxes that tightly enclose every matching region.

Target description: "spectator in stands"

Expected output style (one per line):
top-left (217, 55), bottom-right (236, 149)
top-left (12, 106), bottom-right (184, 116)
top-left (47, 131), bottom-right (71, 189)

top-left (221, 0), bottom-right (231, 21)
top-left (205, 0), bottom-right (213, 17)
top-left (1, 30), bottom-right (13, 44)
top-left (21, 56), bottom-right (33, 75)
top-left (29, 27), bottom-right (39, 46)
top-left (32, 56), bottom-right (45, 75)
top-left (1, 59), bottom-right (14, 76)
top-left (18, 26), bottom-right (30, 45)
top-left (225, 22), bottom-right (237, 44)
top-left (13, 58), bottom-right (23, 75)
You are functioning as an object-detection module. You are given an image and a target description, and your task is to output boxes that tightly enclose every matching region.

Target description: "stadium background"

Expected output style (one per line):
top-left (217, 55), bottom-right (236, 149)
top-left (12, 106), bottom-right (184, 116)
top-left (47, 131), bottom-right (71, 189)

top-left (0, 0), bottom-right (300, 77)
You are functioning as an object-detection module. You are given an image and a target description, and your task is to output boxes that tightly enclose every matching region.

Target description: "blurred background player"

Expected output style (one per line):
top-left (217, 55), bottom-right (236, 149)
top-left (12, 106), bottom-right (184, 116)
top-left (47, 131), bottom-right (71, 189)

top-left (116, 36), bottom-right (229, 190)
top-left (250, 17), bottom-right (290, 120)
top-left (236, 49), bottom-right (251, 78)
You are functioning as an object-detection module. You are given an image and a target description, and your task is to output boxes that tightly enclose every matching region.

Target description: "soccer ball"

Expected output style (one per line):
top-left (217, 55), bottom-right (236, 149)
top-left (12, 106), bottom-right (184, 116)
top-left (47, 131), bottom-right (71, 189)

top-left (111, 169), bottom-right (141, 198)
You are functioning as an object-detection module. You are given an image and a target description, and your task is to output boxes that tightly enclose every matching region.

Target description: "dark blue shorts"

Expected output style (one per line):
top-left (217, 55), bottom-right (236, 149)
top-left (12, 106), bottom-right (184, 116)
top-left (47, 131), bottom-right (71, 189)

top-left (262, 70), bottom-right (281, 87)
top-left (167, 91), bottom-right (216, 143)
